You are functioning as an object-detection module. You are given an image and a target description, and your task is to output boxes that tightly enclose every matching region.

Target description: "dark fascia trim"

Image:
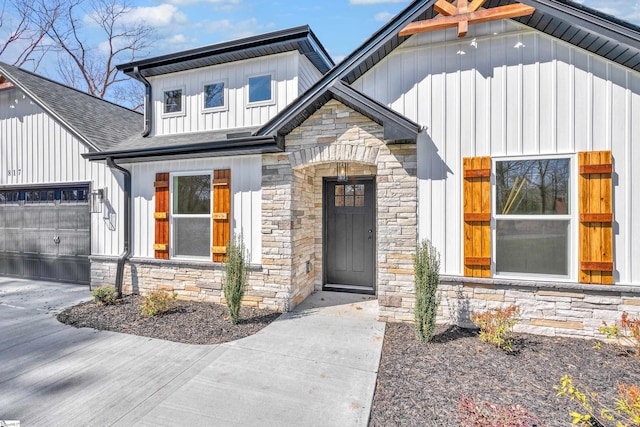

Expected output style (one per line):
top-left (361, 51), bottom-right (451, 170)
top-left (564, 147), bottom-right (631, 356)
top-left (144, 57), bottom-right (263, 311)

top-left (520, 0), bottom-right (640, 48)
top-left (328, 81), bottom-right (421, 141)
top-left (82, 135), bottom-right (279, 162)
top-left (118, 26), bottom-right (334, 77)
top-left (256, 0), bottom-right (433, 137)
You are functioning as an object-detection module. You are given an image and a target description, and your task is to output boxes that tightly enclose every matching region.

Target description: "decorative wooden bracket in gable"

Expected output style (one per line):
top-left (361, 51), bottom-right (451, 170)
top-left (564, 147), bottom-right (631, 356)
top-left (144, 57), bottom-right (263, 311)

top-left (0, 76), bottom-right (15, 91)
top-left (399, 0), bottom-right (535, 38)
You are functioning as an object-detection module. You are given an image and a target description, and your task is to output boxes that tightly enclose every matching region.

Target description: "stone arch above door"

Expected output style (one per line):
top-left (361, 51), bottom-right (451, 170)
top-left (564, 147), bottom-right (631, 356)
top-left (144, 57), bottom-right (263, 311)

top-left (289, 143), bottom-right (380, 170)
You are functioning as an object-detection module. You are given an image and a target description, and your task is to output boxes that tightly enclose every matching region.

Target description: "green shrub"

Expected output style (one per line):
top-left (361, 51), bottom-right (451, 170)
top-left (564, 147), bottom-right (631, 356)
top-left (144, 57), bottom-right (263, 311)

top-left (91, 285), bottom-right (116, 305)
top-left (140, 290), bottom-right (176, 317)
top-left (459, 395), bottom-right (542, 427)
top-left (223, 234), bottom-right (249, 324)
top-left (555, 374), bottom-right (640, 426)
top-left (413, 239), bottom-right (441, 343)
top-left (471, 305), bottom-right (520, 352)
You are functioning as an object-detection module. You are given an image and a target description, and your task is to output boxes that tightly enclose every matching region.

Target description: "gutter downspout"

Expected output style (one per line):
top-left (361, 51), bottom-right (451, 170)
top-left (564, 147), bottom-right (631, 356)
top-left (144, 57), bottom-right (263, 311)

top-left (133, 66), bottom-right (152, 137)
top-left (106, 157), bottom-right (131, 299)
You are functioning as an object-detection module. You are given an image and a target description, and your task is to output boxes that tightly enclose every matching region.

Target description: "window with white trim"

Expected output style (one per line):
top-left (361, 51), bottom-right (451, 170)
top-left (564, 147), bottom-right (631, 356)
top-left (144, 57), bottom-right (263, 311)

top-left (247, 74), bottom-right (273, 104)
top-left (163, 88), bottom-right (184, 115)
top-left (494, 157), bottom-right (572, 277)
top-left (171, 173), bottom-right (211, 259)
top-left (203, 81), bottom-right (226, 111)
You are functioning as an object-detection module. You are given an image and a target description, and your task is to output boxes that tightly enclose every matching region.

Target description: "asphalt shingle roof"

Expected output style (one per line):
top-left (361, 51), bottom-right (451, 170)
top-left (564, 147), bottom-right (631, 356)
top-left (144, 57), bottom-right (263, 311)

top-left (0, 62), bottom-right (142, 152)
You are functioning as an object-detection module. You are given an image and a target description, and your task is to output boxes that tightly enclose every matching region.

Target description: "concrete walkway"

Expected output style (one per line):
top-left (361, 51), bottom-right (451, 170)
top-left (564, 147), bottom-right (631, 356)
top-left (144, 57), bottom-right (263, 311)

top-left (0, 279), bottom-right (385, 426)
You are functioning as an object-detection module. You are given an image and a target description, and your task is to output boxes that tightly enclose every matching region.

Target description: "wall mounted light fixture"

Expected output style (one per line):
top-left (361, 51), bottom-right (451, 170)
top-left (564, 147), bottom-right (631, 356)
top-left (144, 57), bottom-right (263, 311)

top-left (90, 188), bottom-right (105, 213)
top-left (337, 162), bottom-right (348, 182)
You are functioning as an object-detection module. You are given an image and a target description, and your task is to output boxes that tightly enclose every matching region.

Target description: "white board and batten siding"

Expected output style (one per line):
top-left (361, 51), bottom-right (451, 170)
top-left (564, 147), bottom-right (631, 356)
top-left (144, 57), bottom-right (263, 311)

top-left (298, 54), bottom-right (324, 94)
top-left (150, 51), bottom-right (302, 136)
top-left (0, 88), bottom-right (125, 257)
top-left (353, 20), bottom-right (640, 285)
top-left (130, 156), bottom-right (262, 264)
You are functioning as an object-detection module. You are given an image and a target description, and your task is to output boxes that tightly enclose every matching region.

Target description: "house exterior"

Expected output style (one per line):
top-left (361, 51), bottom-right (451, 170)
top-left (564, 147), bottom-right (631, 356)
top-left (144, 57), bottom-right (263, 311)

top-left (3, 1), bottom-right (640, 338)
top-left (0, 65), bottom-right (140, 285)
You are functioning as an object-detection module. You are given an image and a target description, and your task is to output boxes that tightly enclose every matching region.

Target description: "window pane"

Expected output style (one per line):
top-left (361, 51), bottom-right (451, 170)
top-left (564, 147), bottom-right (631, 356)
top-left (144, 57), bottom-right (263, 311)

top-left (496, 159), bottom-right (570, 215)
top-left (248, 75), bottom-right (271, 103)
top-left (164, 89), bottom-right (182, 113)
top-left (496, 220), bottom-right (569, 275)
top-left (173, 175), bottom-right (210, 214)
top-left (204, 83), bottom-right (224, 109)
top-left (355, 196), bottom-right (364, 207)
top-left (174, 218), bottom-right (210, 257)
top-left (335, 185), bottom-right (344, 196)
top-left (335, 196), bottom-right (344, 207)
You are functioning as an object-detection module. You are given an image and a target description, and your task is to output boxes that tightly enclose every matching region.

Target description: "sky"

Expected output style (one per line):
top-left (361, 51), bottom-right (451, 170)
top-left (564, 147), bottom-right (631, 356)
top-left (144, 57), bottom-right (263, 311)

top-left (55, 0), bottom-right (640, 66)
top-left (1, 0), bottom-right (639, 96)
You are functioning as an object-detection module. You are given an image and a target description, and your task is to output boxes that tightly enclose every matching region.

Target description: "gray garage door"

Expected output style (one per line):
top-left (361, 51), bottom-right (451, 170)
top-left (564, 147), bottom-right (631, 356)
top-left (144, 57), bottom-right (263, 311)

top-left (0, 186), bottom-right (91, 284)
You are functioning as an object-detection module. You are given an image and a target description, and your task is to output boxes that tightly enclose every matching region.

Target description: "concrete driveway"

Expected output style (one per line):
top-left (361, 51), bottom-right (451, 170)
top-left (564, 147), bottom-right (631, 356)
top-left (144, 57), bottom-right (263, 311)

top-left (0, 279), bottom-right (384, 426)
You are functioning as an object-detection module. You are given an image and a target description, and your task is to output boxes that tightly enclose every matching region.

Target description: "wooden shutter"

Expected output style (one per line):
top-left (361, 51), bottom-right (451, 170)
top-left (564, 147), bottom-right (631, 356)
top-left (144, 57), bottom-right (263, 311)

top-left (579, 151), bottom-right (613, 284)
top-left (212, 169), bottom-right (231, 262)
top-left (154, 173), bottom-right (170, 259)
top-left (463, 156), bottom-right (491, 277)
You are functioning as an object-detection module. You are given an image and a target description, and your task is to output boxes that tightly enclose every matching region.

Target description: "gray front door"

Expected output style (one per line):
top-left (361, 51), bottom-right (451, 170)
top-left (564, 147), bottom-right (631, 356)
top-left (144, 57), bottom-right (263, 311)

top-left (324, 177), bottom-right (375, 293)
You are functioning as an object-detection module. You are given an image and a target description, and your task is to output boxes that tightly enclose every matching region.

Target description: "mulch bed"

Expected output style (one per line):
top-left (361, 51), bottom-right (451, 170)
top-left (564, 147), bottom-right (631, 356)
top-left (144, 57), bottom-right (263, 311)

top-left (370, 322), bottom-right (640, 427)
top-left (56, 294), bottom-right (281, 344)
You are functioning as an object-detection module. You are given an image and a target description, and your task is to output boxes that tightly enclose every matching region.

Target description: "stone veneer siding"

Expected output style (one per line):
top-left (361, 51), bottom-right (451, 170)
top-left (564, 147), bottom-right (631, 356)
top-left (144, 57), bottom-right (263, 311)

top-left (379, 274), bottom-right (640, 338)
top-left (263, 99), bottom-right (418, 310)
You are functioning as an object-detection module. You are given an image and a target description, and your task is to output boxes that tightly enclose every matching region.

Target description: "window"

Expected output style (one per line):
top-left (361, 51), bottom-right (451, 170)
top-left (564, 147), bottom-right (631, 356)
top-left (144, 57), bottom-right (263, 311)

top-left (171, 174), bottom-right (211, 258)
top-left (163, 88), bottom-right (183, 114)
top-left (248, 74), bottom-right (272, 104)
top-left (203, 82), bottom-right (226, 111)
top-left (494, 158), bottom-right (571, 277)
top-left (335, 184), bottom-right (365, 207)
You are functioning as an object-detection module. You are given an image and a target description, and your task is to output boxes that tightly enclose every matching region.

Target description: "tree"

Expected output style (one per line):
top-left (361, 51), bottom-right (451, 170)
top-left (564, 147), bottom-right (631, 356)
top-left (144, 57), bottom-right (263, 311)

top-left (0, 0), bottom-right (63, 69)
top-left (46, 0), bottom-right (154, 107)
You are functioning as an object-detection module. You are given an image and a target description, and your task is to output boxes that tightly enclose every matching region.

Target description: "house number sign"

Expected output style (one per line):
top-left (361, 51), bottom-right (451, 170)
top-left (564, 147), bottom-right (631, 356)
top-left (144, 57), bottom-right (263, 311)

top-left (7, 169), bottom-right (22, 176)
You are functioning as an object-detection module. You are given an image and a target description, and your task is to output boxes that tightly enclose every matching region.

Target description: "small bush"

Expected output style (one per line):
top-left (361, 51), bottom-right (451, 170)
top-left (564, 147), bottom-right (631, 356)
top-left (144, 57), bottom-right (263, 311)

top-left (459, 395), bottom-right (543, 427)
top-left (413, 239), bottom-right (441, 343)
top-left (223, 234), bottom-right (249, 325)
top-left (471, 305), bottom-right (520, 352)
top-left (555, 374), bottom-right (640, 426)
top-left (140, 291), bottom-right (176, 317)
top-left (599, 312), bottom-right (640, 357)
top-left (91, 285), bottom-right (116, 305)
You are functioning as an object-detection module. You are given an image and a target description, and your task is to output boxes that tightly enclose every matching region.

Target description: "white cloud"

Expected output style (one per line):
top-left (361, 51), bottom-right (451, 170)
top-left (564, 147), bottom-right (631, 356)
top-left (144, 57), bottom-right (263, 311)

top-left (201, 18), bottom-right (276, 40)
top-left (350, 0), bottom-right (407, 4)
top-left (165, 34), bottom-right (190, 44)
top-left (120, 4), bottom-right (188, 28)
top-left (374, 11), bottom-right (394, 22)
top-left (166, 0), bottom-right (240, 7)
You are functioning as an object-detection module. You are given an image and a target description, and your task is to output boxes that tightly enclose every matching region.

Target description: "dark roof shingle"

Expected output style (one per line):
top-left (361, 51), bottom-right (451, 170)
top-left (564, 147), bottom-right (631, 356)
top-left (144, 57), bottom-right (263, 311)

top-left (0, 62), bottom-right (142, 152)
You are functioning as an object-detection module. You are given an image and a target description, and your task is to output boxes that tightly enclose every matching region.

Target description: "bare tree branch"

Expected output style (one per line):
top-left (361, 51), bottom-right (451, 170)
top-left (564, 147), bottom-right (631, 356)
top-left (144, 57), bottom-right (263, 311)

top-left (48, 0), bottom-right (155, 102)
top-left (0, 0), bottom-right (63, 69)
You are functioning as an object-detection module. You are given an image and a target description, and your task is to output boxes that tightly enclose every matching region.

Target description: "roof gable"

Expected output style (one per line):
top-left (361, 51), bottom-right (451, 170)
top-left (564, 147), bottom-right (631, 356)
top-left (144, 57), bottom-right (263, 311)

top-left (258, 0), bottom-right (640, 140)
top-left (118, 26), bottom-right (335, 79)
top-left (0, 62), bottom-right (142, 152)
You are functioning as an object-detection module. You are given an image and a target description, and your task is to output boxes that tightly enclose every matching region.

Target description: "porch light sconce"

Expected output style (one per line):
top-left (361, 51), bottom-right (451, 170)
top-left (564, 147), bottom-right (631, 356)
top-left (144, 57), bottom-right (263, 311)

top-left (337, 162), bottom-right (348, 182)
top-left (90, 188), bottom-right (105, 213)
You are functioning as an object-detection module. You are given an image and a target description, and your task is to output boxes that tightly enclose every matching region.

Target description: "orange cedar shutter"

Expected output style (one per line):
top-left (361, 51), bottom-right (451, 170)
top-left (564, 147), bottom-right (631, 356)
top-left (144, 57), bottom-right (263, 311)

top-left (578, 151), bottom-right (613, 284)
top-left (212, 169), bottom-right (231, 262)
top-left (463, 156), bottom-right (491, 278)
top-left (153, 173), bottom-right (170, 259)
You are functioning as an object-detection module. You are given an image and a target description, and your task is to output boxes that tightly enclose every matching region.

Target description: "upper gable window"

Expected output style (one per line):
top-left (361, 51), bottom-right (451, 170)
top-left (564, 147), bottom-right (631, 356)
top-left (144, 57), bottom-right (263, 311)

top-left (163, 88), bottom-right (184, 115)
top-left (248, 74), bottom-right (273, 104)
top-left (203, 81), bottom-right (226, 111)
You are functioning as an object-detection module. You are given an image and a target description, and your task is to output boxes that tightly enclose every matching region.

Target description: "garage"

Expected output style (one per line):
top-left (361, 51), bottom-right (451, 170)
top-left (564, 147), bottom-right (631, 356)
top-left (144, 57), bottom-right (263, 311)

top-left (0, 185), bottom-right (91, 284)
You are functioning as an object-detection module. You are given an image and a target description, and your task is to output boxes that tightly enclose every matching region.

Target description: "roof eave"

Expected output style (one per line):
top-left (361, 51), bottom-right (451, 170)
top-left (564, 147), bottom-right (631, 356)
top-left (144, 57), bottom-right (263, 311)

top-left (520, 0), bottom-right (640, 48)
top-left (82, 135), bottom-right (279, 162)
